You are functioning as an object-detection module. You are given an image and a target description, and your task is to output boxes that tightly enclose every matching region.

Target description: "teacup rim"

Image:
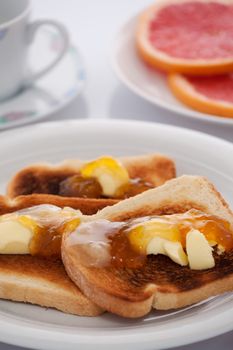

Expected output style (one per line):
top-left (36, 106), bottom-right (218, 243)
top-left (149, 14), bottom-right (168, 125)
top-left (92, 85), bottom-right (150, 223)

top-left (0, 0), bottom-right (31, 30)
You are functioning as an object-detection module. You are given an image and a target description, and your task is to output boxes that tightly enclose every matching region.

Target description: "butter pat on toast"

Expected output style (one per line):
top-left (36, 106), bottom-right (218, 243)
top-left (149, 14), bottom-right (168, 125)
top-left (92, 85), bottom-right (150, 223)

top-left (7, 154), bottom-right (176, 205)
top-left (0, 196), bottom-right (103, 316)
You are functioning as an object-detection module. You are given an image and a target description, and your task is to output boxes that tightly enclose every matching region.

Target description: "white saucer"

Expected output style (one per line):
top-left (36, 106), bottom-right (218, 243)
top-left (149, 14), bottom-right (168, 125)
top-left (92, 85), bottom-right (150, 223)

top-left (0, 29), bottom-right (85, 130)
top-left (0, 119), bottom-right (233, 350)
top-left (112, 16), bottom-right (233, 126)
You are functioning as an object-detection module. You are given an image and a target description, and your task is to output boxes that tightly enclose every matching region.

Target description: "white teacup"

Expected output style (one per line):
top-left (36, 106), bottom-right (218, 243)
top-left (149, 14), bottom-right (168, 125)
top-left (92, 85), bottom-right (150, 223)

top-left (0, 0), bottom-right (69, 101)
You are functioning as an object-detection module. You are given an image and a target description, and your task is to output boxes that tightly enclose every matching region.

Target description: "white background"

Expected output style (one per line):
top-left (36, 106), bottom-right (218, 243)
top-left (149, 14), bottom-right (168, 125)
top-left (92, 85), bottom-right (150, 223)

top-left (0, 0), bottom-right (233, 349)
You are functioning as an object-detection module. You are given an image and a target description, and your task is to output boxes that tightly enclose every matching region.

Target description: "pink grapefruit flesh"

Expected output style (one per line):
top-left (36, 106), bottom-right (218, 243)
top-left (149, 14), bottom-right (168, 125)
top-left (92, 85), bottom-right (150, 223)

top-left (149, 2), bottom-right (233, 60)
top-left (186, 75), bottom-right (233, 103)
top-left (168, 73), bottom-right (233, 118)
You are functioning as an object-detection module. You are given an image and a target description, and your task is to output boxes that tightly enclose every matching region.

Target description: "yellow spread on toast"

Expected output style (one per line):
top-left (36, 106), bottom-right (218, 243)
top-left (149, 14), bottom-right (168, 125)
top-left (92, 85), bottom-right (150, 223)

top-left (80, 156), bottom-right (130, 197)
top-left (0, 205), bottom-right (231, 270)
top-left (60, 156), bottom-right (153, 198)
top-left (0, 205), bottom-right (80, 256)
top-left (67, 209), bottom-right (233, 270)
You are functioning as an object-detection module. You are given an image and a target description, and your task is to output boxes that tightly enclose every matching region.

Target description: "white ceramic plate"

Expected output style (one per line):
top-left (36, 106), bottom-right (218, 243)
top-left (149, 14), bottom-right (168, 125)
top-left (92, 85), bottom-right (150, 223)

top-left (0, 29), bottom-right (85, 130)
top-left (0, 119), bottom-right (233, 350)
top-left (112, 16), bottom-right (233, 125)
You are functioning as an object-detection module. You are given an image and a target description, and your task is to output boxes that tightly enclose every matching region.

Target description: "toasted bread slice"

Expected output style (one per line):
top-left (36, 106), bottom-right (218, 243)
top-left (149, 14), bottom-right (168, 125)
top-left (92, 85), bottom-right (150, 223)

top-left (62, 175), bottom-right (233, 318)
top-left (0, 255), bottom-right (102, 316)
top-left (0, 196), bottom-right (103, 316)
top-left (7, 155), bottom-right (176, 207)
top-left (0, 194), bottom-right (117, 215)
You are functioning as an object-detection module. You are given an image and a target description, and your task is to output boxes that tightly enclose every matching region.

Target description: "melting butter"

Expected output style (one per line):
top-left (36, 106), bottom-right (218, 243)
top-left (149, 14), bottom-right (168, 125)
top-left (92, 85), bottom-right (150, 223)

top-left (0, 220), bottom-right (33, 254)
top-left (0, 204), bottom-right (80, 255)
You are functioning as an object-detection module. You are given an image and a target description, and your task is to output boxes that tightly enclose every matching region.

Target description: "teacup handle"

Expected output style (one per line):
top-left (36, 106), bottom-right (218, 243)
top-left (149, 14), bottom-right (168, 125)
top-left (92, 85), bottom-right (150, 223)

top-left (25, 19), bottom-right (70, 86)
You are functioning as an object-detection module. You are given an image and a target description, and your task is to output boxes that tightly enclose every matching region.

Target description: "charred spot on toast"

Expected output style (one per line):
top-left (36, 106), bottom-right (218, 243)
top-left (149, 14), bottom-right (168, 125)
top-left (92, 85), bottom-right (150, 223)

top-left (13, 170), bottom-right (40, 195)
top-left (109, 250), bottom-right (233, 296)
top-left (12, 169), bottom-right (76, 195)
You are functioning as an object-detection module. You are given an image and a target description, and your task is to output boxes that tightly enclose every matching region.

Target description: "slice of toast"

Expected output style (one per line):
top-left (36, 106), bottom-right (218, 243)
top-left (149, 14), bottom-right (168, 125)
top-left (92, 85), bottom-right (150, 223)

top-left (62, 175), bottom-right (233, 318)
top-left (0, 194), bottom-right (117, 215)
top-left (7, 155), bottom-right (176, 207)
top-left (0, 196), bottom-right (103, 316)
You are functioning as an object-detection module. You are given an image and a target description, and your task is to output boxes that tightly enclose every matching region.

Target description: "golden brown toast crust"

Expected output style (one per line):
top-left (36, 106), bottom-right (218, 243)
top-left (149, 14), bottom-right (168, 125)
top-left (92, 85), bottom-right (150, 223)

top-left (0, 195), bottom-right (103, 316)
top-left (62, 175), bottom-right (233, 318)
top-left (87, 175), bottom-right (233, 225)
top-left (0, 255), bottom-right (102, 316)
top-left (0, 194), bottom-right (117, 215)
top-left (7, 154), bottom-right (176, 199)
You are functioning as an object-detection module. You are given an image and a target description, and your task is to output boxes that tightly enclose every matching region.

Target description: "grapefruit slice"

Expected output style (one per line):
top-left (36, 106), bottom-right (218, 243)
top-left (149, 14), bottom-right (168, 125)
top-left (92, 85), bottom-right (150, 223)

top-left (136, 0), bottom-right (233, 75)
top-left (168, 73), bottom-right (233, 118)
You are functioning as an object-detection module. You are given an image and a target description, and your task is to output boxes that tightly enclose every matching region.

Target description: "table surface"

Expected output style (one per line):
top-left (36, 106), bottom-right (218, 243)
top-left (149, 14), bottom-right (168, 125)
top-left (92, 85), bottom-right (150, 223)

top-left (1, 0), bottom-right (233, 349)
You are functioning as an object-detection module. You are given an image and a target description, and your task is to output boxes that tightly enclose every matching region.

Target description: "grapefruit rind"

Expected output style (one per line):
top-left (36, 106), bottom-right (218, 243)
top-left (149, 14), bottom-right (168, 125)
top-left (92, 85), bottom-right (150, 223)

top-left (168, 74), bottom-right (233, 118)
top-left (136, 0), bottom-right (233, 76)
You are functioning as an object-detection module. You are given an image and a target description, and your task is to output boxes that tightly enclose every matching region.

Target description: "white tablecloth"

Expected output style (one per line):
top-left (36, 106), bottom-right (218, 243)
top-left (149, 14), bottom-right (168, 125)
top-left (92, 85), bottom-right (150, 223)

top-left (0, 0), bottom-right (232, 349)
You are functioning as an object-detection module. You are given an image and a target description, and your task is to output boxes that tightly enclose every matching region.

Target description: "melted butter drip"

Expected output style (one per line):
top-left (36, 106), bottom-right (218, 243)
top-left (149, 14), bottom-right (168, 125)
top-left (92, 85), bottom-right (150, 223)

top-left (67, 220), bottom-right (123, 267)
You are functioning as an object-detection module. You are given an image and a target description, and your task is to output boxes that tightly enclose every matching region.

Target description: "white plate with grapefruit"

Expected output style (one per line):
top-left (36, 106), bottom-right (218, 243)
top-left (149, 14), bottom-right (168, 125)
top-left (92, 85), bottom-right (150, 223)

top-left (112, 0), bottom-right (233, 124)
